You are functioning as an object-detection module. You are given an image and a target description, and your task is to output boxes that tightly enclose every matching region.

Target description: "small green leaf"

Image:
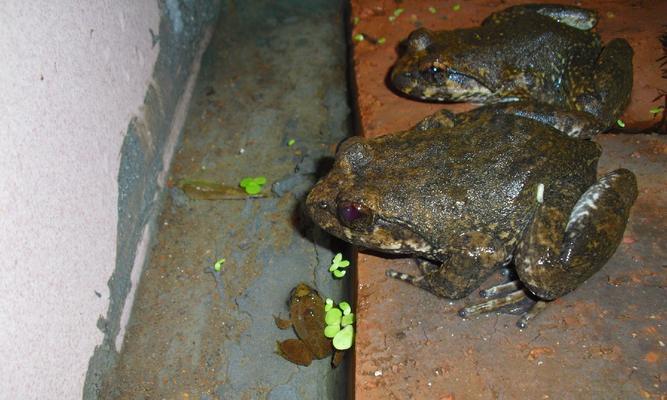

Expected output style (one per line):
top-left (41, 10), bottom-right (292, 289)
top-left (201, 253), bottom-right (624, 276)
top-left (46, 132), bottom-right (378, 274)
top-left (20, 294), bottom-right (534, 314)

top-left (332, 325), bottom-right (354, 350)
top-left (341, 313), bottom-right (355, 327)
top-left (325, 308), bottom-right (342, 325)
top-left (214, 258), bottom-right (226, 272)
top-left (244, 182), bottom-right (261, 195)
top-left (353, 33), bottom-right (364, 42)
top-left (287, 139), bottom-right (296, 146)
top-left (352, 16), bottom-right (360, 25)
top-left (333, 253), bottom-right (342, 264)
top-left (649, 107), bottom-right (663, 114)
top-left (325, 298), bottom-right (334, 312)
top-left (339, 302), bottom-right (351, 315)
top-left (377, 37), bottom-right (386, 45)
top-left (254, 176), bottom-right (267, 185)
top-left (616, 119), bottom-right (625, 128)
top-left (333, 269), bottom-right (346, 278)
top-left (239, 177), bottom-right (252, 187)
top-left (338, 260), bottom-right (350, 268)
top-left (324, 324), bottom-right (341, 338)
top-left (393, 8), bottom-right (405, 17)
top-left (428, 6), bottom-right (437, 14)
top-left (452, 4), bottom-right (461, 11)
top-left (388, 15), bottom-right (397, 22)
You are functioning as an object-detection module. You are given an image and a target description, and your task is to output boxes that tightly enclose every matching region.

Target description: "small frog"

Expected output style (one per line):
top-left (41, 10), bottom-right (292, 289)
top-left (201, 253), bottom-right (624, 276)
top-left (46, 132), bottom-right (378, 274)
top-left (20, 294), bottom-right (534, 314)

top-left (306, 103), bottom-right (637, 327)
top-left (275, 283), bottom-right (341, 366)
top-left (391, 4), bottom-right (633, 129)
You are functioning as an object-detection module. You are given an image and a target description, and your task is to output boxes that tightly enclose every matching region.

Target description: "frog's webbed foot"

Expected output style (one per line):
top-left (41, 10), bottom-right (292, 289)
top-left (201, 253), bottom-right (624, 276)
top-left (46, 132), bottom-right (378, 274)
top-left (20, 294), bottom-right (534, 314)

top-left (413, 109), bottom-right (459, 131)
top-left (492, 102), bottom-right (605, 139)
top-left (458, 278), bottom-right (548, 328)
top-left (484, 4), bottom-right (597, 30)
top-left (570, 39), bottom-right (633, 129)
top-left (516, 169), bottom-right (637, 301)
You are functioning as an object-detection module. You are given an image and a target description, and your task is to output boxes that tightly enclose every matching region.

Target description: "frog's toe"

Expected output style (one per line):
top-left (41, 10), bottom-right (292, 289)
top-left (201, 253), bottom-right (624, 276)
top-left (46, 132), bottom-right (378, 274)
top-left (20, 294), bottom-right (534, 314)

top-left (458, 284), bottom-right (548, 328)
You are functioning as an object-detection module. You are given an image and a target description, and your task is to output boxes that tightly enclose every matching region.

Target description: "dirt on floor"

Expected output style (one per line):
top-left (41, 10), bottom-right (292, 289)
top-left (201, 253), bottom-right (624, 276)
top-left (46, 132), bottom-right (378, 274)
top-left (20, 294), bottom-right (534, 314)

top-left (103, 1), bottom-right (353, 399)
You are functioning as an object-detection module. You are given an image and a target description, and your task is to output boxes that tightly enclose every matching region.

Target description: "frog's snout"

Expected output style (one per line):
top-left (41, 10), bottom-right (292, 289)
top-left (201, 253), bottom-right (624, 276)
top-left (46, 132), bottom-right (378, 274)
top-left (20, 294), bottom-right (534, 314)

top-left (391, 70), bottom-right (416, 94)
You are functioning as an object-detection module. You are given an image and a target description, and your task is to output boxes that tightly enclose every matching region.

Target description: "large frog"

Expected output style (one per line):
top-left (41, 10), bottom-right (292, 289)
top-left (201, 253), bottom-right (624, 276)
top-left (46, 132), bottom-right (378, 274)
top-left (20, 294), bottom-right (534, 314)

top-left (390, 4), bottom-right (633, 130)
top-left (306, 104), bottom-right (637, 327)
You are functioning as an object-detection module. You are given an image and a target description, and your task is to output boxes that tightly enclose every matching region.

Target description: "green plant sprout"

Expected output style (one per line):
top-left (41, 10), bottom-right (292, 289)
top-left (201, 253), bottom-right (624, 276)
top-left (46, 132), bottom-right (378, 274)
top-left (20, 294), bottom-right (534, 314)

top-left (393, 8), bottom-right (405, 17)
top-left (353, 33), bottom-right (364, 42)
top-left (324, 299), bottom-right (355, 350)
top-left (616, 119), bottom-right (625, 128)
top-left (352, 16), bottom-right (360, 25)
top-left (649, 107), bottom-right (663, 115)
top-left (214, 258), bottom-right (226, 272)
top-left (428, 6), bottom-right (437, 14)
top-left (329, 253), bottom-right (350, 278)
top-left (332, 325), bottom-right (354, 350)
top-left (377, 37), bottom-right (387, 45)
top-left (239, 176), bottom-right (267, 195)
top-left (452, 3), bottom-right (461, 11)
top-left (287, 139), bottom-right (296, 146)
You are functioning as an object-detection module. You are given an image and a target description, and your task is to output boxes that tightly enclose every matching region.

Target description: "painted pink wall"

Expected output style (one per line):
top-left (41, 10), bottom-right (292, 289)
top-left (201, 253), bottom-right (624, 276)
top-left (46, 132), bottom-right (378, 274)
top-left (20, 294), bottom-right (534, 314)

top-left (0, 2), bottom-right (159, 398)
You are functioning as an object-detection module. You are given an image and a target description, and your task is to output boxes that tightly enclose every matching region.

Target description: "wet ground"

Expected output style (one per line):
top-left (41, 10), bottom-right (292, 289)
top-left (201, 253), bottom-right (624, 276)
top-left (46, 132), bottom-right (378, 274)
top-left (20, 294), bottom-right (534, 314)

top-left (104, 2), bottom-right (351, 398)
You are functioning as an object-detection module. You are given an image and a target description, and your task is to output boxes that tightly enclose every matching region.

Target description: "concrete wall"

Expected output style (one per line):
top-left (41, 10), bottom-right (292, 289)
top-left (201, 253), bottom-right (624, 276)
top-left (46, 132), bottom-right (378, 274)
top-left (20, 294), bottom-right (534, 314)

top-left (0, 1), bottom-right (220, 398)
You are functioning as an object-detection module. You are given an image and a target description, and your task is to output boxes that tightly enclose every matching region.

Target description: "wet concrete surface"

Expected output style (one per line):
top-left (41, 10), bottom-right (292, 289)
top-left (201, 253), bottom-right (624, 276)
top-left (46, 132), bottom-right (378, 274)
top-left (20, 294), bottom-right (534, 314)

top-left (104, 1), bottom-right (351, 399)
top-left (348, 1), bottom-right (667, 399)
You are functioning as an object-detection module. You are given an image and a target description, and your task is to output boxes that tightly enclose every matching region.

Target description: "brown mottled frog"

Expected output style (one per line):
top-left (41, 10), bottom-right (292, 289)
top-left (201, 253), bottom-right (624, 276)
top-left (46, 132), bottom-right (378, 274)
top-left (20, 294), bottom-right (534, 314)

top-left (306, 104), bottom-right (637, 327)
top-left (391, 4), bottom-right (633, 129)
top-left (275, 283), bottom-right (342, 366)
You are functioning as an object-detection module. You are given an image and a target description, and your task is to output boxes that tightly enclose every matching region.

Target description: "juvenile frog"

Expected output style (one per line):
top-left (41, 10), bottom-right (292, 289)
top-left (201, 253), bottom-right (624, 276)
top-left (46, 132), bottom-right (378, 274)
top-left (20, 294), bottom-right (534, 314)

top-left (391, 4), bottom-right (633, 129)
top-left (275, 283), bottom-right (341, 366)
top-left (306, 104), bottom-right (637, 327)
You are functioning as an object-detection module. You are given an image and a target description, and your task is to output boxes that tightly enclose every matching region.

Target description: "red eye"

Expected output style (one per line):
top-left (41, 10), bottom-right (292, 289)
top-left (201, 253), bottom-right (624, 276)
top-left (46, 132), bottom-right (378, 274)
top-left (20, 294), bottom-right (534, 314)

top-left (337, 201), bottom-right (373, 231)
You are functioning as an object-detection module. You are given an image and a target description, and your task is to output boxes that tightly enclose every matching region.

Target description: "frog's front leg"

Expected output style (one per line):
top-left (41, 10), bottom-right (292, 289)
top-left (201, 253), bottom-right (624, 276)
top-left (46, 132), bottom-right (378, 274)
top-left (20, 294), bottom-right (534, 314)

top-left (516, 169), bottom-right (637, 301)
top-left (569, 39), bottom-right (633, 129)
top-left (387, 232), bottom-right (507, 299)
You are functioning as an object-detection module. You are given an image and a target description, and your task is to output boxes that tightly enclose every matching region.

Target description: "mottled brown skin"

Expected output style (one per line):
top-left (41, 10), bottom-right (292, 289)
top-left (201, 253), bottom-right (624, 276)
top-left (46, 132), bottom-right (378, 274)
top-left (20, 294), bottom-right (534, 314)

top-left (391, 4), bottom-right (633, 129)
top-left (306, 104), bottom-right (636, 305)
top-left (275, 283), bottom-right (333, 366)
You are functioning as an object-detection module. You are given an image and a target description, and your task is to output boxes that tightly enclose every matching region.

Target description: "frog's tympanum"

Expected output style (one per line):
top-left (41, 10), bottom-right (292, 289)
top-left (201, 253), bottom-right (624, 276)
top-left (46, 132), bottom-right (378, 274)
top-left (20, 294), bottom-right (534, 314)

top-left (306, 104), bottom-right (637, 327)
top-left (275, 283), bottom-right (341, 366)
top-left (391, 4), bottom-right (633, 130)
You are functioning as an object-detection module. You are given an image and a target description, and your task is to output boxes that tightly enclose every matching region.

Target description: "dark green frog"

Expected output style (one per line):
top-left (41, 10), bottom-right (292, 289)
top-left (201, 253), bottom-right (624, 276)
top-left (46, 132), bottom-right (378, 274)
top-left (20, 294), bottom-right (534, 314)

top-left (306, 104), bottom-right (637, 327)
top-left (391, 4), bottom-right (633, 130)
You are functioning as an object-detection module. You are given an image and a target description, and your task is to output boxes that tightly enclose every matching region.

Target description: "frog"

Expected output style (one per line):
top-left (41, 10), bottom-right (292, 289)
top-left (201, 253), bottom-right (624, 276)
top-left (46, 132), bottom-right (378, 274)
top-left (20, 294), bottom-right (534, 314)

top-left (275, 283), bottom-right (342, 367)
top-left (306, 103), bottom-right (637, 327)
top-left (390, 3), bottom-right (633, 130)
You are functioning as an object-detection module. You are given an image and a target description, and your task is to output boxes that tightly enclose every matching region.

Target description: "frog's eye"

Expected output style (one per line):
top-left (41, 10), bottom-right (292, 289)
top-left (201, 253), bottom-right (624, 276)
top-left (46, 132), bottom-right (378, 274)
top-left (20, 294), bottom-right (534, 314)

top-left (337, 201), bottom-right (374, 231)
top-left (421, 66), bottom-right (446, 84)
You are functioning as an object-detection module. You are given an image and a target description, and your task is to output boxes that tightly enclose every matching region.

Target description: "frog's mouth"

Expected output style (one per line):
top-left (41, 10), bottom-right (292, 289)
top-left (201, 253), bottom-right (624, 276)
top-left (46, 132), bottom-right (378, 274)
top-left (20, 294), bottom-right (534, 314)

top-left (306, 186), bottom-right (434, 257)
top-left (391, 66), bottom-right (494, 103)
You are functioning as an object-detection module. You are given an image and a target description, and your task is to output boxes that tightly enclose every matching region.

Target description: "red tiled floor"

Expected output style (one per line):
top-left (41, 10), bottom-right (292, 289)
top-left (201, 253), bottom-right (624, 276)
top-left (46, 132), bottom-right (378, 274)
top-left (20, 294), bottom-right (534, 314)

top-left (349, 1), bottom-right (667, 398)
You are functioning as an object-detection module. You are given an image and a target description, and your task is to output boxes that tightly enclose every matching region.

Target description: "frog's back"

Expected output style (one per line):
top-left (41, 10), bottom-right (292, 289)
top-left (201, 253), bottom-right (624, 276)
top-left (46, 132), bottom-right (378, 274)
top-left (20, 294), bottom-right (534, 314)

top-left (367, 112), bottom-right (600, 249)
top-left (433, 12), bottom-right (600, 103)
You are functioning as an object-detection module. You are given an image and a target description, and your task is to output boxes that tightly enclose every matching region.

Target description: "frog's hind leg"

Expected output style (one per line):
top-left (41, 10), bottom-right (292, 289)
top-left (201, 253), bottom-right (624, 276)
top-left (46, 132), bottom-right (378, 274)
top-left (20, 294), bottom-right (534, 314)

top-left (572, 39), bottom-right (634, 129)
top-left (516, 169), bottom-right (637, 302)
top-left (484, 4), bottom-right (597, 30)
